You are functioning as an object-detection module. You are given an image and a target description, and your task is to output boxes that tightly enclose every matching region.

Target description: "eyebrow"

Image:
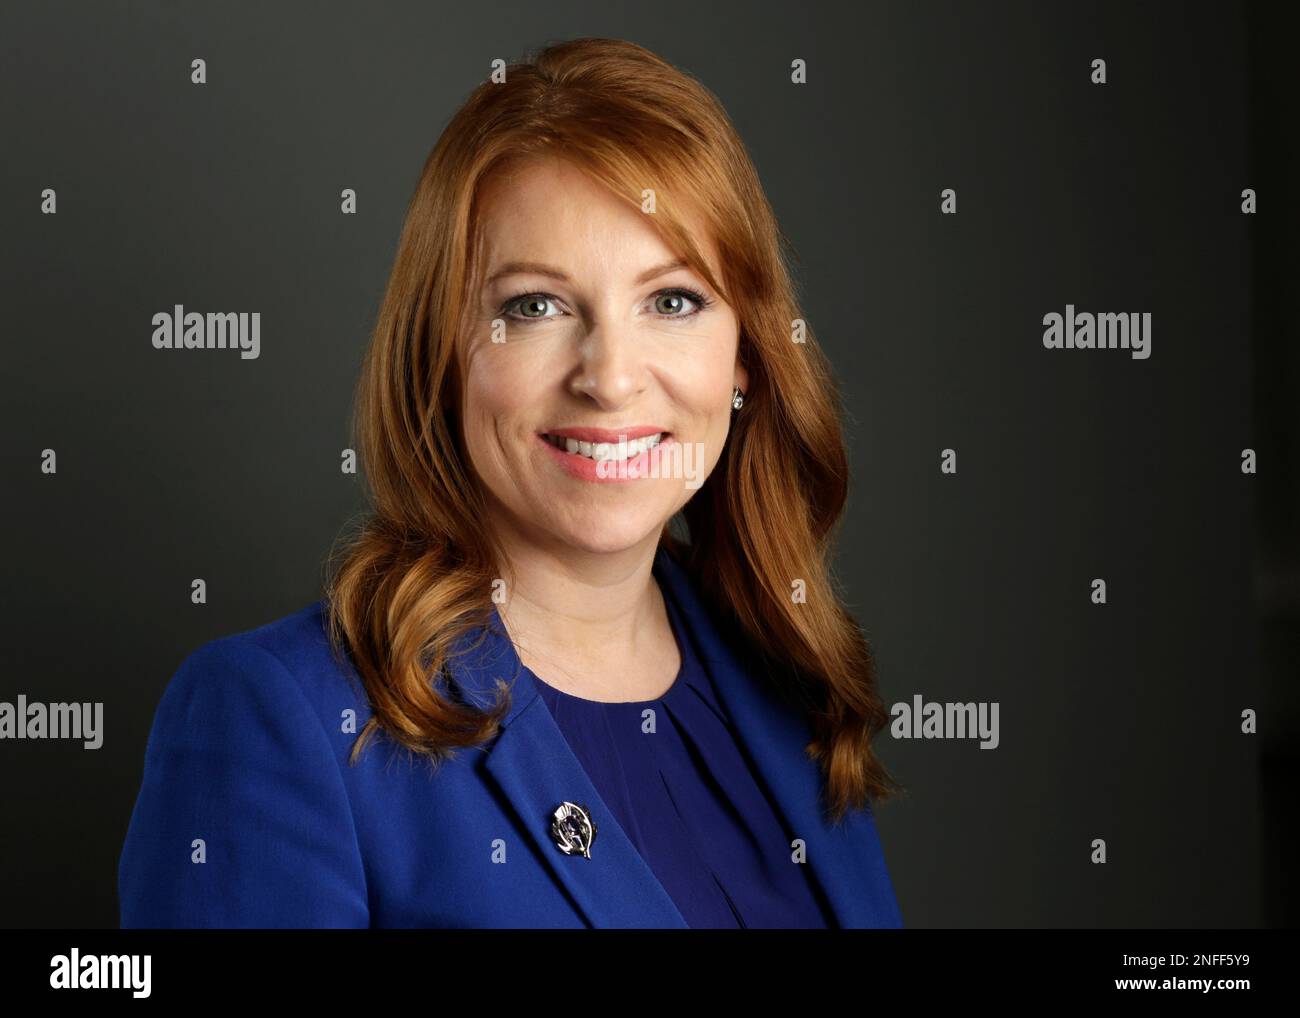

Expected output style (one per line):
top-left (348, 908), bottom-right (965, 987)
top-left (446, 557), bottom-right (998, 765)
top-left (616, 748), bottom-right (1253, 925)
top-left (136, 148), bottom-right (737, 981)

top-left (484, 259), bottom-right (690, 287)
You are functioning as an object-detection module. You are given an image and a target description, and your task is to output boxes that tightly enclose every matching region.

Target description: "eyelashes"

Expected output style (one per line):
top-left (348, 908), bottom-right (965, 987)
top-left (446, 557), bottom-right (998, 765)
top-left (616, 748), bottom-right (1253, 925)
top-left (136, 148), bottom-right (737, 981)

top-left (496, 286), bottom-right (715, 324)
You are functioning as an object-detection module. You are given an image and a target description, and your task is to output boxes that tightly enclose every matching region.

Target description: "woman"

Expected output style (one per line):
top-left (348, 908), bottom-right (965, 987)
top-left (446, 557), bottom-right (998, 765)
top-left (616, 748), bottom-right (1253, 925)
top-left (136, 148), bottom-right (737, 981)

top-left (118, 37), bottom-right (904, 929)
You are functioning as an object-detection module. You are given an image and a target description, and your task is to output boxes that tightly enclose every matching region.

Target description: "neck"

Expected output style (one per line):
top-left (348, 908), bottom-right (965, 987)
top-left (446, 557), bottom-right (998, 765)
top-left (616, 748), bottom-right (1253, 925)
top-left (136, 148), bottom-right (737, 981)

top-left (488, 517), bottom-right (668, 683)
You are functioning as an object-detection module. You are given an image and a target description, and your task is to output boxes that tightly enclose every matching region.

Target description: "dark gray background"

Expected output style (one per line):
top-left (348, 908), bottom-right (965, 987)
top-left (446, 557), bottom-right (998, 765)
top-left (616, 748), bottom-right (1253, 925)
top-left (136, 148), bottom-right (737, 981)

top-left (1, 0), bottom-right (1293, 928)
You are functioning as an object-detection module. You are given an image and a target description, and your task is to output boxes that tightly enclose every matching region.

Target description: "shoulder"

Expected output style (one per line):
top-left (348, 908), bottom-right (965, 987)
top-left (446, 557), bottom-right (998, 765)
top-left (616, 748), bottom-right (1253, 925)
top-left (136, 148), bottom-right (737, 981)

top-left (121, 599), bottom-right (371, 927)
top-left (186, 598), bottom-right (341, 683)
top-left (158, 599), bottom-right (367, 731)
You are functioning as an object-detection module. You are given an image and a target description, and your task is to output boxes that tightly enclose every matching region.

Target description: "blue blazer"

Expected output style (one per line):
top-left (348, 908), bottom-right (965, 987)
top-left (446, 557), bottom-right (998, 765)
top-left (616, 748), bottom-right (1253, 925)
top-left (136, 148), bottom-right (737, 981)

top-left (118, 547), bottom-right (904, 928)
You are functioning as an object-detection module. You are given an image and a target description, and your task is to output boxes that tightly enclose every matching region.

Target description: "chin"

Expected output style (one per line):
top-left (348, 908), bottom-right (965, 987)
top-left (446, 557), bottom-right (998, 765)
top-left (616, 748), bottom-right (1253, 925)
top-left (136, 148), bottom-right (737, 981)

top-left (548, 515), bottom-right (666, 557)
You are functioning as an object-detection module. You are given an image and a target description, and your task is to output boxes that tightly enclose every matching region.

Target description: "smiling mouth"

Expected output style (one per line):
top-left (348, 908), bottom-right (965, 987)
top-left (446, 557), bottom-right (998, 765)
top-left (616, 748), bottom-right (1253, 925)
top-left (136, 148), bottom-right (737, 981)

top-left (540, 432), bottom-right (668, 462)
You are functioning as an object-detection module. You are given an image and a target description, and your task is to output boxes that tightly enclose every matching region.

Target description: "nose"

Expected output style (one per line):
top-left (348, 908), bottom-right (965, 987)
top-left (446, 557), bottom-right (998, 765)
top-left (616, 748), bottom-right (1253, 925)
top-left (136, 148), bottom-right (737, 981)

top-left (567, 319), bottom-right (648, 409)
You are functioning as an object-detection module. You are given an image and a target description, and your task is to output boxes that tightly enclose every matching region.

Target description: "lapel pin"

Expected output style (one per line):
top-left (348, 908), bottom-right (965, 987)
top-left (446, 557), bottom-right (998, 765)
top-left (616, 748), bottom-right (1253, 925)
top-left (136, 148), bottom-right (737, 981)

top-left (550, 801), bottom-right (597, 859)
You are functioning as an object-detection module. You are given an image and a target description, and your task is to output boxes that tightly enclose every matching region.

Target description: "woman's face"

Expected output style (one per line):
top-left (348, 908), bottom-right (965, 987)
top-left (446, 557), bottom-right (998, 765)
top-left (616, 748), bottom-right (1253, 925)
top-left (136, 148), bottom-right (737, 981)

top-left (459, 154), bottom-right (746, 558)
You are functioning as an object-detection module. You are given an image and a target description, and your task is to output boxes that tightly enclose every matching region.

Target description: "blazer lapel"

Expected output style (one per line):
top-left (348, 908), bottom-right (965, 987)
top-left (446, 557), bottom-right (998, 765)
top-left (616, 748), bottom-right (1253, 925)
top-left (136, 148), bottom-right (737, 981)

top-left (441, 544), bottom-right (901, 929)
top-left (654, 546), bottom-right (901, 929)
top-left (445, 616), bottom-right (688, 929)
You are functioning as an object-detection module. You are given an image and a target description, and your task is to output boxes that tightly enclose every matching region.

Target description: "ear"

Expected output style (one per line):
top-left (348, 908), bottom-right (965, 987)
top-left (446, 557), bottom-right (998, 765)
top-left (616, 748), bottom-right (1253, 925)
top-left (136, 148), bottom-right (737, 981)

top-left (733, 352), bottom-right (749, 397)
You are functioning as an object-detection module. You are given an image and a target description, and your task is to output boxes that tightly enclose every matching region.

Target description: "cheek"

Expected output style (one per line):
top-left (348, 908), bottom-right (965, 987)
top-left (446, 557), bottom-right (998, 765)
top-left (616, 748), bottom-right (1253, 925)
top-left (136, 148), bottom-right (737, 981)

top-left (665, 312), bottom-right (738, 387)
top-left (460, 341), bottom-right (567, 488)
top-left (462, 341), bottom-right (541, 431)
top-left (671, 342), bottom-right (738, 471)
top-left (459, 350), bottom-right (522, 483)
top-left (653, 337), bottom-right (735, 420)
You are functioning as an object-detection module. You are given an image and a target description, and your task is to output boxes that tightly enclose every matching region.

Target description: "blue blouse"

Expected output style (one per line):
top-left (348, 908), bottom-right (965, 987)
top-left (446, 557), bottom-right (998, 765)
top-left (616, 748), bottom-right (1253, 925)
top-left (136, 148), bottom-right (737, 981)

top-left (524, 569), bottom-right (836, 929)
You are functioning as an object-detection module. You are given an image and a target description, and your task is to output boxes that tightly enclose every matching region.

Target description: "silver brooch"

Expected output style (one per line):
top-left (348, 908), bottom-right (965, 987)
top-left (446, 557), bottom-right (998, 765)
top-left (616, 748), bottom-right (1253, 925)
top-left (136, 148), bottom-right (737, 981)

top-left (550, 801), bottom-right (597, 859)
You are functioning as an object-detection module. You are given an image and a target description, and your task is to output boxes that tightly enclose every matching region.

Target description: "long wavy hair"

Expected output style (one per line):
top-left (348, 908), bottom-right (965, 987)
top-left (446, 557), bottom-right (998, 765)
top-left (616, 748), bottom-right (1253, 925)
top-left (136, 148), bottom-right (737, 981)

top-left (324, 36), bottom-right (901, 823)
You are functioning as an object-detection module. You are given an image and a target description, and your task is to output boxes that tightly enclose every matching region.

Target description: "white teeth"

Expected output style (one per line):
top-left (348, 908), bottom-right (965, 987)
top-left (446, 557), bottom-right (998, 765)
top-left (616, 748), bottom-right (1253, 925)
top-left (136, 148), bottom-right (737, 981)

top-left (544, 433), bottom-right (665, 461)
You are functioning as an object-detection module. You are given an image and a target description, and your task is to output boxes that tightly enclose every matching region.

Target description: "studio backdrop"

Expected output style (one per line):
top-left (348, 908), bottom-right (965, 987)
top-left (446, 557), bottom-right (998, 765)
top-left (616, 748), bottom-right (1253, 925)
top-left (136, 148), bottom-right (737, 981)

top-left (1, 0), bottom-right (1293, 929)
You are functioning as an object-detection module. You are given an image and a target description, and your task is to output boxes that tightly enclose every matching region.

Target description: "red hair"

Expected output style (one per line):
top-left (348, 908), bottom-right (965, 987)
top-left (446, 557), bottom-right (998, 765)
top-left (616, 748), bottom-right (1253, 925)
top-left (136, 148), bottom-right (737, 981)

top-left (325, 37), bottom-right (900, 823)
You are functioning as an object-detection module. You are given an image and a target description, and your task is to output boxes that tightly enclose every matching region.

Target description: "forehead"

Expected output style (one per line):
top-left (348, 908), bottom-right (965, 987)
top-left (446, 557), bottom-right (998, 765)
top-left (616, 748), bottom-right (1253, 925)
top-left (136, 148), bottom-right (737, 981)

top-left (470, 155), bottom-right (720, 280)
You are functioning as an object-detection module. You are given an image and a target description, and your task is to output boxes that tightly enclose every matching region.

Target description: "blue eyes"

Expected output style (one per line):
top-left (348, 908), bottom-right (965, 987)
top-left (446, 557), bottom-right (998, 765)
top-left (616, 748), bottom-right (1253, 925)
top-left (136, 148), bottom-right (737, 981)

top-left (498, 287), bottom-right (714, 323)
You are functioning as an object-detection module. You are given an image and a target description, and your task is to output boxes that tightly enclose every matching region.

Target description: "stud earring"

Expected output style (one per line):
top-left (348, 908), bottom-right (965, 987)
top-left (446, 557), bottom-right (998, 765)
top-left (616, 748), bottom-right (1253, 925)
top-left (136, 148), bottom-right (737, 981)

top-left (731, 387), bottom-right (744, 411)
